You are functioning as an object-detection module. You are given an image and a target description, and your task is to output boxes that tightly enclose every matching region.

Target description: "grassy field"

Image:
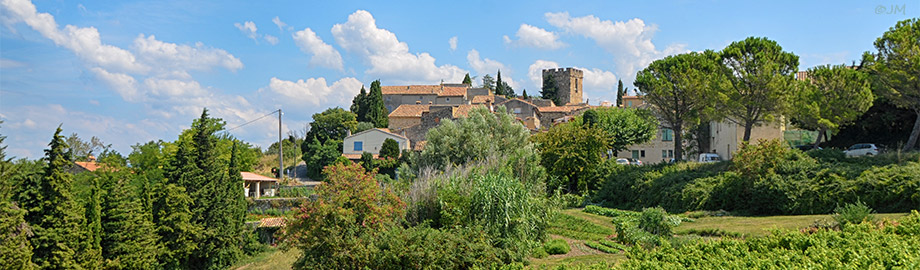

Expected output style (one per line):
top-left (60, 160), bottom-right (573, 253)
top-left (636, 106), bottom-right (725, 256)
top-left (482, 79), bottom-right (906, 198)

top-left (232, 210), bottom-right (910, 269)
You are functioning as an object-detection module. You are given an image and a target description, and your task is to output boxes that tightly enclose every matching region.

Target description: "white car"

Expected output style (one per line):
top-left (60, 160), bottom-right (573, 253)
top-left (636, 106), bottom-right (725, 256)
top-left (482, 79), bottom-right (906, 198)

top-left (615, 158), bottom-right (630, 165)
top-left (844, 143), bottom-right (879, 157)
top-left (698, 153), bottom-right (722, 163)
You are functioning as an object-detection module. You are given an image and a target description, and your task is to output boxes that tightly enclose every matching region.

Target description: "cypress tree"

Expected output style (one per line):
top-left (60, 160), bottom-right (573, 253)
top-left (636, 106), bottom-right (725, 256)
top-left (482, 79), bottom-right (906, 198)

top-left (1, 124), bottom-right (35, 269)
top-left (350, 86), bottom-right (368, 122)
top-left (616, 80), bottom-right (625, 107)
top-left (100, 172), bottom-right (159, 269)
top-left (152, 183), bottom-right (198, 269)
top-left (522, 89), bottom-right (529, 99)
top-left (462, 73), bottom-right (473, 86)
top-left (495, 70), bottom-right (505, 96)
top-left (80, 176), bottom-right (104, 269)
top-left (367, 80), bottom-right (389, 128)
top-left (542, 74), bottom-right (561, 106)
top-left (28, 126), bottom-right (86, 269)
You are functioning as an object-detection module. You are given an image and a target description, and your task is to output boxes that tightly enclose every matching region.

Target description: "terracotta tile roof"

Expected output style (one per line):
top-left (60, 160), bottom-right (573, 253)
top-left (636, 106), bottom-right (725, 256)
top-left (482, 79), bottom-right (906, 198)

top-left (259, 217), bottom-right (285, 228)
top-left (73, 161), bottom-right (101, 172)
top-left (538, 105), bottom-right (588, 113)
top-left (438, 86), bottom-right (468, 97)
top-left (452, 105), bottom-right (484, 118)
top-left (343, 153), bottom-right (379, 160)
top-left (388, 105), bottom-right (431, 118)
top-left (497, 98), bottom-right (538, 109)
top-left (381, 85), bottom-right (442, 95)
top-left (470, 95), bottom-right (495, 104)
top-left (241, 172), bottom-right (278, 182)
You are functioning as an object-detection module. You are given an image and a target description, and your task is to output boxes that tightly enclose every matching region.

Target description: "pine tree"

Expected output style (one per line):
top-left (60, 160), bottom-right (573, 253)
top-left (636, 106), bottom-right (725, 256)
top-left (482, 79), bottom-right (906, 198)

top-left (495, 70), bottom-right (505, 96)
top-left (616, 80), bottom-right (625, 107)
top-left (152, 183), bottom-right (198, 269)
top-left (522, 89), bottom-right (529, 99)
top-left (542, 74), bottom-right (561, 106)
top-left (101, 172), bottom-right (159, 269)
top-left (350, 86), bottom-right (368, 122)
top-left (462, 73), bottom-right (473, 86)
top-left (28, 126), bottom-right (86, 269)
top-left (80, 176), bottom-right (104, 269)
top-left (0, 123), bottom-right (35, 269)
top-left (367, 80), bottom-right (389, 128)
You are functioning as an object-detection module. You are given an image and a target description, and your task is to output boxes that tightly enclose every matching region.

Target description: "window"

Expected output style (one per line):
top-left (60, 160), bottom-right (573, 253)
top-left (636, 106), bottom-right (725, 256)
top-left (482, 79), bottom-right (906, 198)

top-left (628, 101), bottom-right (633, 107)
top-left (662, 129), bottom-right (673, 141)
top-left (446, 97), bottom-right (450, 102)
top-left (631, 150), bottom-right (639, 159)
top-left (513, 107), bottom-right (521, 114)
top-left (386, 96), bottom-right (390, 101)
top-left (668, 150), bottom-right (674, 158)
top-left (353, 141), bottom-right (363, 152)
top-left (640, 150), bottom-right (646, 158)
top-left (662, 150), bottom-right (668, 158)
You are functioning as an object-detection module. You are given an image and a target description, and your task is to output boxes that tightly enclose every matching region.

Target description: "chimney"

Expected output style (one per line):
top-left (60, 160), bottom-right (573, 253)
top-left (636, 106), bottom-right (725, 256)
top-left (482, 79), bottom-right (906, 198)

top-left (416, 100), bottom-right (421, 104)
top-left (428, 101), bottom-right (433, 104)
top-left (347, 130), bottom-right (352, 137)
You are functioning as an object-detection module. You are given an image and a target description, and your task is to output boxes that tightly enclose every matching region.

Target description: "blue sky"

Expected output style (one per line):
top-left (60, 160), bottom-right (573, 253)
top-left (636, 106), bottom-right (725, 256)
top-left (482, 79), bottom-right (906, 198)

top-left (1, 0), bottom-right (916, 159)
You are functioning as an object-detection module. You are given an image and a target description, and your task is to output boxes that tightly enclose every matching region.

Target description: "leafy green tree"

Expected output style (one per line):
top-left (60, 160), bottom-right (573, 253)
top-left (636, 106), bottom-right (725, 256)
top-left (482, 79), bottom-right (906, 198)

top-left (100, 171), bottom-right (159, 269)
top-left (350, 86), bottom-right (368, 122)
top-left (64, 133), bottom-right (108, 162)
top-left (578, 107), bottom-right (659, 153)
top-left (716, 37), bottom-right (799, 141)
top-left (419, 106), bottom-right (534, 170)
top-left (792, 64), bottom-right (874, 147)
top-left (379, 138), bottom-right (400, 160)
top-left (482, 74), bottom-right (495, 91)
top-left (542, 74), bottom-right (561, 106)
top-left (861, 18), bottom-right (920, 151)
top-left (367, 80), bottom-right (389, 128)
top-left (355, 122), bottom-right (374, 133)
top-left (0, 122), bottom-right (35, 270)
top-left (462, 73), bottom-right (473, 85)
top-left (284, 163), bottom-right (404, 270)
top-left (304, 108), bottom-right (358, 145)
top-left (616, 80), bottom-right (625, 107)
top-left (634, 50), bottom-right (722, 160)
top-left (532, 122), bottom-right (610, 193)
top-left (25, 126), bottom-right (87, 269)
top-left (359, 152), bottom-right (374, 172)
top-left (303, 137), bottom-right (343, 180)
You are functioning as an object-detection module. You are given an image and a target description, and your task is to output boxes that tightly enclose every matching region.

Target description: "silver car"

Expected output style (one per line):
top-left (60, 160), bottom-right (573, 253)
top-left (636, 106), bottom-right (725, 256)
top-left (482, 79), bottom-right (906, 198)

top-left (844, 143), bottom-right (879, 157)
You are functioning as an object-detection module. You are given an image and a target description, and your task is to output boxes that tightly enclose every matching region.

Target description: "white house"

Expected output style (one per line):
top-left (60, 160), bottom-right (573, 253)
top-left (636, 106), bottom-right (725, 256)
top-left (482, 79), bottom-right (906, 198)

top-left (342, 128), bottom-right (411, 159)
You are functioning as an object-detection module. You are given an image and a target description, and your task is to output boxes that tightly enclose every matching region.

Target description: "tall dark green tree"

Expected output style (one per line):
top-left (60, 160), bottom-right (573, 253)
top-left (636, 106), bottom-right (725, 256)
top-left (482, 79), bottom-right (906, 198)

top-left (367, 80), bottom-right (389, 128)
top-left (379, 138), bottom-right (400, 160)
top-left (304, 108), bottom-right (358, 145)
top-left (495, 70), bottom-right (507, 96)
top-left (350, 86), bottom-right (368, 122)
top-left (462, 73), bottom-right (473, 85)
top-left (634, 50), bottom-right (722, 160)
top-left (152, 182), bottom-right (198, 269)
top-left (100, 171), bottom-right (159, 269)
top-left (616, 80), bottom-right (625, 107)
top-left (0, 121), bottom-right (34, 269)
top-left (81, 176), bottom-right (104, 269)
top-left (715, 37), bottom-right (799, 141)
top-left (861, 18), bottom-right (920, 151)
top-left (542, 74), bottom-right (561, 106)
top-left (26, 126), bottom-right (87, 269)
top-left (522, 89), bottom-right (529, 99)
top-left (792, 64), bottom-right (874, 148)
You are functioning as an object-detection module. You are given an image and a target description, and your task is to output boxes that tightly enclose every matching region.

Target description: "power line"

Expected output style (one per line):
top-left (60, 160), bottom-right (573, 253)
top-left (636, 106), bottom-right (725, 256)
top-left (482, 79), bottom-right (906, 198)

top-left (223, 110), bottom-right (279, 133)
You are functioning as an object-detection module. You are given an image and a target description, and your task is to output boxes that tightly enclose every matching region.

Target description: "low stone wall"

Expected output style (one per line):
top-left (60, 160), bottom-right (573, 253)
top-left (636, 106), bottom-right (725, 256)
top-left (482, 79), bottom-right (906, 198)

top-left (247, 197), bottom-right (313, 213)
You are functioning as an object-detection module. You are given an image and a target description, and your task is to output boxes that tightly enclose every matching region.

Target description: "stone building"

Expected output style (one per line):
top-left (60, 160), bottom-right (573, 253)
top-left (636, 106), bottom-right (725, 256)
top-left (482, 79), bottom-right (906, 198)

top-left (542, 67), bottom-right (584, 105)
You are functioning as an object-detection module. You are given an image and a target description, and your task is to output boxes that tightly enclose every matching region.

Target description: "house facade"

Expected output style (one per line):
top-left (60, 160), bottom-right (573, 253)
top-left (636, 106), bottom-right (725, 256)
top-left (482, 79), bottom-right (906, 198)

top-left (242, 172), bottom-right (277, 198)
top-left (342, 128), bottom-right (411, 159)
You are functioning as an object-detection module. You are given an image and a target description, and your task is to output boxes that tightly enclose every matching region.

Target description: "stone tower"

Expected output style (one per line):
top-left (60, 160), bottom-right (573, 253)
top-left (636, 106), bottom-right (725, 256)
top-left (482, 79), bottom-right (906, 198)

top-left (542, 67), bottom-right (584, 105)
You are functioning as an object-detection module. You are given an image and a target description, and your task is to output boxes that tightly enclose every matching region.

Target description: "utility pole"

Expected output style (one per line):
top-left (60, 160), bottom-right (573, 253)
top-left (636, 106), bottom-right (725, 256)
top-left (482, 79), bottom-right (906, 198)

top-left (278, 109), bottom-right (283, 180)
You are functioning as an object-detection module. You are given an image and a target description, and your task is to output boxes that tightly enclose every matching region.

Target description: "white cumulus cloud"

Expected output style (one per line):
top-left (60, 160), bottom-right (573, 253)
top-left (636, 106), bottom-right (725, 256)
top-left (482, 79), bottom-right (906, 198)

top-left (90, 67), bottom-right (140, 101)
top-left (272, 16), bottom-right (292, 32)
top-left (503, 24), bottom-right (565, 50)
top-left (527, 60), bottom-right (618, 102)
top-left (331, 10), bottom-right (466, 84)
top-left (133, 34), bottom-right (243, 74)
top-left (467, 49), bottom-right (520, 90)
top-left (234, 21), bottom-right (259, 41)
top-left (545, 12), bottom-right (686, 85)
top-left (292, 27), bottom-right (344, 71)
top-left (449, 36), bottom-right (458, 51)
top-left (264, 77), bottom-right (363, 107)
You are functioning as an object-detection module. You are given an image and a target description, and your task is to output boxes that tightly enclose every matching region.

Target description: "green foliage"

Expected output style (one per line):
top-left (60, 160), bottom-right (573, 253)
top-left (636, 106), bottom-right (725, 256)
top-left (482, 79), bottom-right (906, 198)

top-left (635, 50), bottom-right (722, 160)
top-left (862, 18), bottom-right (920, 151)
top-left (367, 225), bottom-right (511, 269)
top-left (302, 137), bottom-right (343, 180)
top-left (792, 64), bottom-right (874, 146)
top-left (153, 183), bottom-right (199, 269)
top-left (583, 205), bottom-right (639, 219)
top-left (100, 172), bottom-right (159, 269)
top-left (278, 186), bottom-right (314, 198)
top-left (575, 107), bottom-right (659, 154)
top-left (463, 73), bottom-right (473, 85)
top-left (470, 173), bottom-right (547, 250)
top-left (616, 79), bottom-right (625, 107)
top-left (25, 126), bottom-right (88, 269)
top-left (482, 74), bottom-right (495, 91)
top-left (305, 107), bottom-right (358, 145)
top-left (367, 80), bottom-right (389, 128)
top-left (805, 148), bottom-right (846, 162)
top-left (533, 122), bottom-right (610, 193)
top-left (617, 211), bottom-right (920, 268)
top-left (350, 86), bottom-right (368, 122)
top-left (0, 201), bottom-right (33, 270)
top-left (420, 106), bottom-right (536, 172)
top-left (379, 138), bottom-right (400, 160)
top-left (543, 239), bottom-right (570, 255)
top-left (585, 240), bottom-right (625, 253)
top-left (732, 139), bottom-right (797, 178)
top-left (833, 201), bottom-right (875, 229)
top-left (284, 163), bottom-right (404, 270)
top-left (637, 207), bottom-right (681, 236)
top-left (359, 152), bottom-right (374, 171)
top-left (354, 121), bottom-right (374, 133)
top-left (546, 213), bottom-right (613, 241)
top-left (542, 73), bottom-right (561, 106)
top-left (716, 36), bottom-right (799, 141)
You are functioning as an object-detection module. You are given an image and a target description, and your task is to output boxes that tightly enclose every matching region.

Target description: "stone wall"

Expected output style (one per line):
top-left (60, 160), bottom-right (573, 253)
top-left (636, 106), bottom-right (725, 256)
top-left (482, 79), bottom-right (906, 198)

top-left (542, 68), bottom-right (584, 105)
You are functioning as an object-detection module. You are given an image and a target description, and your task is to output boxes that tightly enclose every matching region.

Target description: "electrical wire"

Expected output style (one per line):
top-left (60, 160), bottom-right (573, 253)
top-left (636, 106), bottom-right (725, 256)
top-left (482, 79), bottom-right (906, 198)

top-left (223, 109), bottom-right (279, 132)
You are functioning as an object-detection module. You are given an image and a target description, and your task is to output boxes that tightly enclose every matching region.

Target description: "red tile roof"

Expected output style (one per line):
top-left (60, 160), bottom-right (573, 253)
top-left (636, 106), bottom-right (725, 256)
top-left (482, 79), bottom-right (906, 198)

top-left (438, 86), bottom-right (468, 97)
top-left (381, 85), bottom-right (442, 95)
top-left (470, 95), bottom-right (495, 104)
top-left (452, 105), bottom-right (485, 118)
top-left (73, 161), bottom-right (101, 172)
top-left (343, 153), bottom-right (378, 160)
top-left (259, 217), bottom-right (285, 228)
top-left (388, 105), bottom-right (431, 118)
top-left (538, 105), bottom-right (589, 113)
top-left (241, 172), bottom-right (278, 182)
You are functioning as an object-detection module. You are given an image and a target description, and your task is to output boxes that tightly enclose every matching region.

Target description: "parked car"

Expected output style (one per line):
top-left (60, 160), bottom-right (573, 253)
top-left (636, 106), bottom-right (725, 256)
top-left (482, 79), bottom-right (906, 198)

top-left (844, 143), bottom-right (879, 157)
top-left (795, 145), bottom-right (822, 151)
top-left (698, 153), bottom-right (722, 163)
top-left (615, 158), bottom-right (630, 165)
top-left (630, 159), bottom-right (643, 166)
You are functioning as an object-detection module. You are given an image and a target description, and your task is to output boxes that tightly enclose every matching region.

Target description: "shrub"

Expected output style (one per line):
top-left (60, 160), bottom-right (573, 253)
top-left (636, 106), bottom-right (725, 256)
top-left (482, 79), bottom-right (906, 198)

top-left (547, 213), bottom-right (613, 241)
top-left (833, 201), bottom-right (875, 228)
top-left (638, 207), bottom-right (680, 236)
top-left (806, 148), bottom-right (846, 162)
top-left (368, 225), bottom-right (510, 269)
top-left (543, 239), bottom-right (570, 255)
